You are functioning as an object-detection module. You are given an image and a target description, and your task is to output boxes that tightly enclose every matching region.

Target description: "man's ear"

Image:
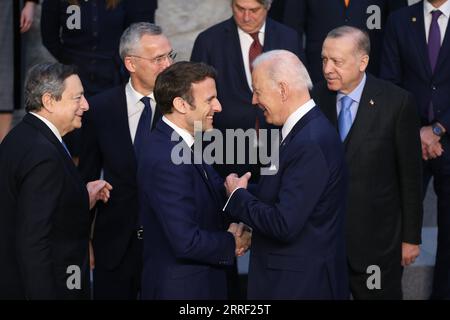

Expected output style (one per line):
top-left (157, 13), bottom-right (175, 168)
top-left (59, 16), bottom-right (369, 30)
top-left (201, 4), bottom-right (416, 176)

top-left (124, 56), bottom-right (136, 73)
top-left (360, 54), bottom-right (369, 72)
top-left (41, 92), bottom-right (54, 113)
top-left (279, 81), bottom-right (289, 103)
top-left (172, 97), bottom-right (187, 114)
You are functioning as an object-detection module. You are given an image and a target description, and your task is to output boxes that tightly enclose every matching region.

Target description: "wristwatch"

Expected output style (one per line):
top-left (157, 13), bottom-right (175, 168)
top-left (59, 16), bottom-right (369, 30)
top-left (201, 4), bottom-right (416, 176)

top-left (432, 123), bottom-right (445, 137)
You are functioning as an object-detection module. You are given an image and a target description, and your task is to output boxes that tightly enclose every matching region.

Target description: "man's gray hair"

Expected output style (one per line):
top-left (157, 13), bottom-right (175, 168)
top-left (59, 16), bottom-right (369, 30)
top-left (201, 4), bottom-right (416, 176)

top-left (326, 26), bottom-right (371, 56)
top-left (24, 62), bottom-right (78, 112)
top-left (232, 0), bottom-right (273, 9)
top-left (253, 50), bottom-right (313, 91)
top-left (119, 22), bottom-right (163, 60)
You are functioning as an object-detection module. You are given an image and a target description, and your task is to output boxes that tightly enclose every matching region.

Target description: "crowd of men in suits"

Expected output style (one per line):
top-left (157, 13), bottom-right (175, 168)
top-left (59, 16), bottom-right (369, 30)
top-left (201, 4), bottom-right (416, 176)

top-left (1, 0), bottom-right (450, 300)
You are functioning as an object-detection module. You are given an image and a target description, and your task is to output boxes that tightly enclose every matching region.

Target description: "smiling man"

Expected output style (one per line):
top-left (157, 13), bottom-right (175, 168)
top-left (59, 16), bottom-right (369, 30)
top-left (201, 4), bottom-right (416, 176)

top-left (0, 62), bottom-right (112, 299)
top-left (78, 23), bottom-right (173, 300)
top-left (313, 26), bottom-right (423, 299)
top-left (137, 61), bottom-right (251, 300)
top-left (191, 0), bottom-right (303, 186)
top-left (223, 50), bottom-right (349, 299)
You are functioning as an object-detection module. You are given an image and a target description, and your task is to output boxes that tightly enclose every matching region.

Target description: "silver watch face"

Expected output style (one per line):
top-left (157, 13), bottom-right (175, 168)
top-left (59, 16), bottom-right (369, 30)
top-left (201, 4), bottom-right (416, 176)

top-left (433, 125), bottom-right (442, 136)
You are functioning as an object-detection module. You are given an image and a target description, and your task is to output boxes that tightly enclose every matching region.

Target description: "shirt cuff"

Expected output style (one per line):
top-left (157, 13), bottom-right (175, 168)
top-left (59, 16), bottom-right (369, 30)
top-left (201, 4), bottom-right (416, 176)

top-left (222, 187), bottom-right (244, 212)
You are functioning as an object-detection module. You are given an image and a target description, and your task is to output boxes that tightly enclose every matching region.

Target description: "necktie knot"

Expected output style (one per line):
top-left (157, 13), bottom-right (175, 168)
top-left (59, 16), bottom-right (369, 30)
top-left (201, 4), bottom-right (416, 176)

top-left (250, 32), bottom-right (260, 43)
top-left (341, 95), bottom-right (353, 111)
top-left (141, 96), bottom-right (151, 109)
top-left (431, 10), bottom-right (442, 21)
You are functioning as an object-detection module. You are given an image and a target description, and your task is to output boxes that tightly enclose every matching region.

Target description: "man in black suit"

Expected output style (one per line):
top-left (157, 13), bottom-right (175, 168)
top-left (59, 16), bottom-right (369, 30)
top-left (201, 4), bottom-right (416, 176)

top-left (282, 0), bottom-right (407, 82)
top-left (0, 62), bottom-right (112, 299)
top-left (312, 26), bottom-right (423, 299)
top-left (78, 22), bottom-right (173, 299)
top-left (191, 0), bottom-right (303, 183)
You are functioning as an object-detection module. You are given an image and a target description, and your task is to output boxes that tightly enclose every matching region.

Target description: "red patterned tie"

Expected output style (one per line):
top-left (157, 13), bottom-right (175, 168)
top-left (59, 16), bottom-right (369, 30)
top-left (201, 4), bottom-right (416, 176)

top-left (249, 32), bottom-right (262, 134)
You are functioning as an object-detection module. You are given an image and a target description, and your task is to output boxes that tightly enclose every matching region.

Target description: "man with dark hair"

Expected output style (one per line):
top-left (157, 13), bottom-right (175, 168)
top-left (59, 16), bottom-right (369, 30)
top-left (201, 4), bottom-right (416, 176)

top-left (0, 62), bottom-right (112, 299)
top-left (78, 22), bottom-right (173, 299)
top-left (137, 61), bottom-right (251, 299)
top-left (313, 26), bottom-right (423, 299)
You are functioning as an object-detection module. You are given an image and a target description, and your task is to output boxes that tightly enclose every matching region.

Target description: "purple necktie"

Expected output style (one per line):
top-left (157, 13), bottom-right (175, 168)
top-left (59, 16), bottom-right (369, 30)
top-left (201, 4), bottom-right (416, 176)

top-left (428, 10), bottom-right (442, 72)
top-left (427, 10), bottom-right (442, 122)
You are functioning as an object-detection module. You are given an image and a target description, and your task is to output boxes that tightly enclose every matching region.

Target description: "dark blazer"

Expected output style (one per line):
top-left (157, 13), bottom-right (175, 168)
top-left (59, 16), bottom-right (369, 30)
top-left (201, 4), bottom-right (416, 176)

top-left (381, 1), bottom-right (450, 130)
top-left (225, 107), bottom-right (349, 299)
top-left (313, 74), bottom-right (423, 272)
top-left (0, 114), bottom-right (90, 300)
top-left (282, 0), bottom-right (407, 82)
top-left (137, 120), bottom-right (235, 299)
top-left (41, 0), bottom-right (157, 96)
top-left (190, 17), bottom-right (303, 180)
top-left (79, 85), bottom-right (160, 271)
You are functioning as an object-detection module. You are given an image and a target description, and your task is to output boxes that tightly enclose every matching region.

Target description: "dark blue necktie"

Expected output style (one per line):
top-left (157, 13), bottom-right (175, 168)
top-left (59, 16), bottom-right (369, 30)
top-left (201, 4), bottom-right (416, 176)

top-left (338, 95), bottom-right (353, 141)
top-left (134, 97), bottom-right (152, 156)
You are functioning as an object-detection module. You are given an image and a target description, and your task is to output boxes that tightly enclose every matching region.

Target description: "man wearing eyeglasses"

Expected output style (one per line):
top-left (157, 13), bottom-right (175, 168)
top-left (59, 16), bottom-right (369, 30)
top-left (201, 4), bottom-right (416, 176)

top-left (78, 22), bottom-right (174, 300)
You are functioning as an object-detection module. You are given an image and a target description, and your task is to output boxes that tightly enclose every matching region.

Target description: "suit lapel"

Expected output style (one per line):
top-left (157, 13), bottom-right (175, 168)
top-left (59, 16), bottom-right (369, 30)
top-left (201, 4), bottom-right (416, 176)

top-left (344, 75), bottom-right (381, 162)
top-left (318, 89), bottom-right (339, 128)
top-left (23, 114), bottom-right (86, 189)
top-left (157, 121), bottom-right (220, 203)
top-left (409, 4), bottom-right (433, 77)
top-left (225, 19), bottom-right (251, 95)
top-left (435, 18), bottom-right (450, 74)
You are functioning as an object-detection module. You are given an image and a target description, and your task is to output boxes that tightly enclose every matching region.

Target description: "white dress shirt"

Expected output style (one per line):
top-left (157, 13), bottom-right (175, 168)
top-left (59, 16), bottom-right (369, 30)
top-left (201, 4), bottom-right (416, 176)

top-left (30, 112), bottom-right (63, 143)
top-left (424, 0), bottom-right (450, 44)
top-left (162, 116), bottom-right (195, 148)
top-left (126, 79), bottom-right (156, 143)
top-left (237, 23), bottom-right (266, 91)
top-left (281, 99), bottom-right (316, 142)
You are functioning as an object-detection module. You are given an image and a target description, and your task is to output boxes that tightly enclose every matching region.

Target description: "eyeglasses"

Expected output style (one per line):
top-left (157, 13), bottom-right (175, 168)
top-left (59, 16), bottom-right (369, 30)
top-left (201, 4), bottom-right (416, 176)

top-left (129, 50), bottom-right (177, 65)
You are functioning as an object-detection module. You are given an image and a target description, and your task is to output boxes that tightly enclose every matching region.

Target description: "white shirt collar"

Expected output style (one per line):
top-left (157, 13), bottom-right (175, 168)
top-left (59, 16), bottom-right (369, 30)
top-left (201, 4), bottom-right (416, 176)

top-left (126, 78), bottom-right (155, 117)
top-left (237, 22), bottom-right (266, 43)
top-left (282, 99), bottom-right (316, 142)
top-left (29, 112), bottom-right (63, 142)
top-left (424, 0), bottom-right (450, 18)
top-left (162, 116), bottom-right (195, 148)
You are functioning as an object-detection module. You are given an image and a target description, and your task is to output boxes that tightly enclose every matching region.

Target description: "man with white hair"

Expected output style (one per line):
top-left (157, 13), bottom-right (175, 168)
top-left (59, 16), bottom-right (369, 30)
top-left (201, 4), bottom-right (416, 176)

top-left (223, 50), bottom-right (349, 299)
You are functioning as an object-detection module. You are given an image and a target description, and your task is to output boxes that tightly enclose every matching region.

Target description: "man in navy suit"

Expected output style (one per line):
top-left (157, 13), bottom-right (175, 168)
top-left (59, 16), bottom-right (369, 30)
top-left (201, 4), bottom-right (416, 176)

top-left (314, 26), bottom-right (423, 299)
top-left (78, 23), bottom-right (173, 299)
top-left (282, 0), bottom-right (407, 82)
top-left (223, 50), bottom-right (349, 299)
top-left (0, 63), bottom-right (111, 299)
top-left (380, 0), bottom-right (450, 299)
top-left (137, 61), bottom-right (251, 299)
top-left (191, 0), bottom-right (303, 183)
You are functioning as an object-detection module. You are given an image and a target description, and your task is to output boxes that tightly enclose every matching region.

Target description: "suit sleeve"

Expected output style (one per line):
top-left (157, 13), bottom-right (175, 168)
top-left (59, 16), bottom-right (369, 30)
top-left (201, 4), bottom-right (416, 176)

top-left (379, 13), bottom-right (403, 85)
top-left (140, 157), bottom-right (235, 266)
top-left (15, 150), bottom-right (64, 299)
top-left (283, 0), bottom-right (307, 49)
top-left (395, 92), bottom-right (423, 244)
top-left (225, 142), bottom-right (330, 243)
top-left (41, 0), bottom-right (66, 63)
top-left (78, 110), bottom-right (102, 183)
top-left (190, 32), bottom-right (211, 64)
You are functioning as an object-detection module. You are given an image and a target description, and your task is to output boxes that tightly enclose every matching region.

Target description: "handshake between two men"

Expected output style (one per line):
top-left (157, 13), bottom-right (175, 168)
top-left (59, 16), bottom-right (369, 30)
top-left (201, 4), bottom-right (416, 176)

top-left (224, 172), bottom-right (253, 257)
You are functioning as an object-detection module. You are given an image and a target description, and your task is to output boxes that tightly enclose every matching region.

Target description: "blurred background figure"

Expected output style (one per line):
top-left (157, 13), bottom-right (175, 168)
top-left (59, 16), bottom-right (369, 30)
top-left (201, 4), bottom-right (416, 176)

top-left (0, 0), bottom-right (38, 143)
top-left (279, 0), bottom-right (407, 83)
top-left (40, 0), bottom-right (157, 159)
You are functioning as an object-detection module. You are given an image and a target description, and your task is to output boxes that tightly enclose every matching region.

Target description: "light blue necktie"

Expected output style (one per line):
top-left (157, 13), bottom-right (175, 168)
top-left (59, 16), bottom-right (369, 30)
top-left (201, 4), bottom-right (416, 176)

top-left (61, 140), bottom-right (72, 157)
top-left (338, 95), bottom-right (353, 141)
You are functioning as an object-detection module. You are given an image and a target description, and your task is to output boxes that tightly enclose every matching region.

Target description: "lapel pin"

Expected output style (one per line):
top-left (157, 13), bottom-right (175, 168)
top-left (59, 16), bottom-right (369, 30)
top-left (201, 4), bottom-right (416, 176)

top-left (412, 17), bottom-right (416, 22)
top-left (369, 99), bottom-right (375, 106)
